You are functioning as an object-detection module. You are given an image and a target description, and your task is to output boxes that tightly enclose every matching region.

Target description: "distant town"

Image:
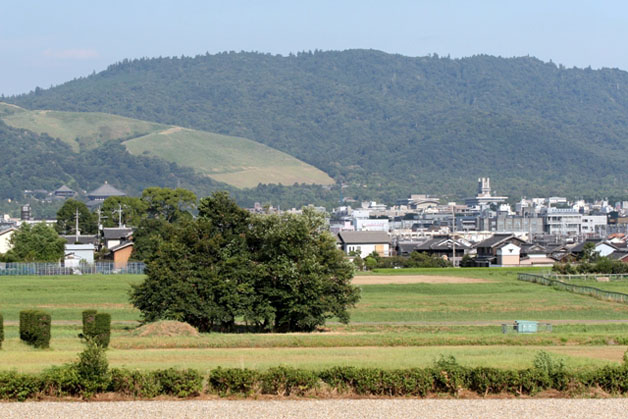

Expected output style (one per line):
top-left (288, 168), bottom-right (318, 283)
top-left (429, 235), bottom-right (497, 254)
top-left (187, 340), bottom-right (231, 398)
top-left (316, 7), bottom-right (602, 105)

top-left (1, 177), bottom-right (627, 270)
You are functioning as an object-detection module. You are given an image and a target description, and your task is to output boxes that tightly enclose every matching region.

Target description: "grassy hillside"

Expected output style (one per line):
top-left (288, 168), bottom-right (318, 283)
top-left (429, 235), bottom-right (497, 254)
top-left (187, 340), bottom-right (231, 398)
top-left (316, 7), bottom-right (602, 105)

top-left (0, 103), bottom-right (333, 188)
top-left (2, 107), bottom-right (166, 152)
top-left (124, 127), bottom-right (333, 188)
top-left (9, 50), bottom-right (628, 200)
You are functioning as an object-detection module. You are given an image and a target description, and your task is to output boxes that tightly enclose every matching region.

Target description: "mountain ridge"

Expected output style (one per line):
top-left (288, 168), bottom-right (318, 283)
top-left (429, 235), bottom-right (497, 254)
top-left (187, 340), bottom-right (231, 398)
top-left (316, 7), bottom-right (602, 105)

top-left (8, 49), bottom-right (628, 200)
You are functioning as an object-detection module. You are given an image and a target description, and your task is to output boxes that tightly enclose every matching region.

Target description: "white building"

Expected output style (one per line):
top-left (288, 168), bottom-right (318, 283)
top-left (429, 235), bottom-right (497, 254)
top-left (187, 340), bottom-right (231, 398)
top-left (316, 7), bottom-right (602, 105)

top-left (0, 228), bottom-right (16, 254)
top-left (64, 244), bottom-right (95, 266)
top-left (337, 231), bottom-right (391, 258)
top-left (543, 208), bottom-right (582, 236)
top-left (354, 218), bottom-right (389, 232)
top-left (580, 215), bottom-right (607, 237)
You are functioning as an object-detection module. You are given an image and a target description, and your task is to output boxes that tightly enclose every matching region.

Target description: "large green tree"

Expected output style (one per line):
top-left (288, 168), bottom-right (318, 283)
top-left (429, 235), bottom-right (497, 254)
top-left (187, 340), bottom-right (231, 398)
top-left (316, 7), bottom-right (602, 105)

top-left (99, 196), bottom-right (148, 227)
top-left (130, 192), bottom-right (359, 332)
top-left (131, 187), bottom-right (198, 261)
top-left (2, 223), bottom-right (66, 262)
top-left (55, 199), bottom-right (97, 235)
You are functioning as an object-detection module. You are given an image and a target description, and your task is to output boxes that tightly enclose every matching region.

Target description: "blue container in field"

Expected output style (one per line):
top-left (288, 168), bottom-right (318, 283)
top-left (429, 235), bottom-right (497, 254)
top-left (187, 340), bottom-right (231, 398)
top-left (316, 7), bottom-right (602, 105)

top-left (515, 320), bottom-right (538, 333)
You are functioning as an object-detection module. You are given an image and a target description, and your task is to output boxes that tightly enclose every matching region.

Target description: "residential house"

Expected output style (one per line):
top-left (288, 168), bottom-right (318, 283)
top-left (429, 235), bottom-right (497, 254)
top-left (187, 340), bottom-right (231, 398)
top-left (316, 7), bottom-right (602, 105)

top-left (102, 227), bottom-right (133, 250)
top-left (569, 240), bottom-right (617, 259)
top-left (108, 242), bottom-right (134, 269)
top-left (337, 231), bottom-right (390, 258)
top-left (409, 236), bottom-right (470, 262)
top-left (474, 233), bottom-right (527, 267)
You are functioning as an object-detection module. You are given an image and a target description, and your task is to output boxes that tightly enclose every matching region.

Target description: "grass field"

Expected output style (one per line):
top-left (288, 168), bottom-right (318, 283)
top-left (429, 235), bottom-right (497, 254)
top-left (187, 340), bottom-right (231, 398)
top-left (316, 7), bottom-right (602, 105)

top-left (0, 102), bottom-right (334, 188)
top-left (1, 268), bottom-right (628, 372)
top-left (558, 278), bottom-right (628, 294)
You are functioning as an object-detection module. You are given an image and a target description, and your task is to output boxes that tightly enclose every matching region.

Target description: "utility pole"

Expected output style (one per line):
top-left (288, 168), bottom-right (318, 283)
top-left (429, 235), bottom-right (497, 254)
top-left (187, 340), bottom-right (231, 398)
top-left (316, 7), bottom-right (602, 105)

top-left (452, 204), bottom-right (457, 267)
top-left (112, 204), bottom-right (123, 228)
top-left (74, 207), bottom-right (80, 243)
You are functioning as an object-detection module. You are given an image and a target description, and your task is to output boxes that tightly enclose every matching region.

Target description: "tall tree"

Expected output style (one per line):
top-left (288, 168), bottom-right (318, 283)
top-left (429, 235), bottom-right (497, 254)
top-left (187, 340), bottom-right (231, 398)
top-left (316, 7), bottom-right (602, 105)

top-left (130, 192), bottom-right (360, 332)
top-left (99, 196), bottom-right (148, 227)
top-left (55, 199), bottom-right (97, 235)
top-left (141, 187), bottom-right (197, 223)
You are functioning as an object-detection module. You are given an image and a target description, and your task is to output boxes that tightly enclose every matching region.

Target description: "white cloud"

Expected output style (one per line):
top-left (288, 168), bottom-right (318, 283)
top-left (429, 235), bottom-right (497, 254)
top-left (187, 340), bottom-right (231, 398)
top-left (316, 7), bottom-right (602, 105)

top-left (43, 48), bottom-right (99, 59)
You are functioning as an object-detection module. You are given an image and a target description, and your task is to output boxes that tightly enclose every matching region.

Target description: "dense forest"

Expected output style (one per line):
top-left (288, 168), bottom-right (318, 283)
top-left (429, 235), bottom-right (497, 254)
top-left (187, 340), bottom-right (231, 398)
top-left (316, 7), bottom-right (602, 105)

top-left (7, 50), bottom-right (628, 200)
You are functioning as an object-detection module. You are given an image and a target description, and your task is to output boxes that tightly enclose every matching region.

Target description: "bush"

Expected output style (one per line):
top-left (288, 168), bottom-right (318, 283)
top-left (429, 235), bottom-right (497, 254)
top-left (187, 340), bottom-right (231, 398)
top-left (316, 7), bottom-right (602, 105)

top-left (208, 367), bottom-right (259, 396)
top-left (152, 368), bottom-right (203, 397)
top-left (75, 339), bottom-right (110, 396)
top-left (431, 355), bottom-right (469, 395)
top-left (41, 365), bottom-right (81, 397)
top-left (260, 367), bottom-right (319, 396)
top-left (81, 311), bottom-right (111, 348)
top-left (93, 313), bottom-right (111, 348)
top-left (19, 310), bottom-right (51, 349)
top-left (0, 371), bottom-right (41, 401)
top-left (82, 310), bottom-right (97, 337)
top-left (109, 369), bottom-right (161, 398)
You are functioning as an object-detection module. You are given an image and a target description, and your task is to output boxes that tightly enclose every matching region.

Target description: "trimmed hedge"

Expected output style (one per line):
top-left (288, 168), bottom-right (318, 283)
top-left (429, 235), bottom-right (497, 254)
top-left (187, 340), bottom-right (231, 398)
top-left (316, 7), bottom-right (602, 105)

top-left (19, 310), bottom-right (51, 349)
top-left (0, 313), bottom-right (4, 349)
top-left (2, 353), bottom-right (628, 400)
top-left (81, 310), bottom-right (111, 348)
top-left (1, 365), bottom-right (628, 401)
top-left (82, 310), bottom-right (97, 337)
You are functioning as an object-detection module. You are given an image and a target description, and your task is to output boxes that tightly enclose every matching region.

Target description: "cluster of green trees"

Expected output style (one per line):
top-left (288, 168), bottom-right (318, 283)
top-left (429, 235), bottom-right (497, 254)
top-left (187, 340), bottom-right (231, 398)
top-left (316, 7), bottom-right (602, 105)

top-left (553, 242), bottom-right (628, 274)
top-left (130, 192), bottom-right (360, 332)
top-left (353, 251), bottom-right (452, 270)
top-left (9, 50), bottom-right (628, 200)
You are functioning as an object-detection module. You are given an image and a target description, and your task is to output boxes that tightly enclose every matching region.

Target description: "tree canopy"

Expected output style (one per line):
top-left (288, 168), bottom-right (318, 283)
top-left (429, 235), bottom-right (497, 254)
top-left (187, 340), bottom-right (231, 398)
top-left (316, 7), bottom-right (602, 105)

top-left (1, 223), bottom-right (66, 262)
top-left (130, 192), bottom-right (359, 332)
top-left (56, 199), bottom-right (97, 235)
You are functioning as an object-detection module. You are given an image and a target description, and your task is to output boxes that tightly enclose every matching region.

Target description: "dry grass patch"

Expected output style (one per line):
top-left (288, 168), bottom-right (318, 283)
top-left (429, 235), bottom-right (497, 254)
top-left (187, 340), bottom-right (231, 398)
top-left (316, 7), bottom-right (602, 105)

top-left (352, 275), bottom-right (492, 285)
top-left (132, 321), bottom-right (199, 337)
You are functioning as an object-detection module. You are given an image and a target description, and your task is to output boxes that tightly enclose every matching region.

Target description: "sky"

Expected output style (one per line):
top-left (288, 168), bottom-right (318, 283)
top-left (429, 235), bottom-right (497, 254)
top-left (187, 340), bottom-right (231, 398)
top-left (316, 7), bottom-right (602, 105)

top-left (1, 1), bottom-right (627, 96)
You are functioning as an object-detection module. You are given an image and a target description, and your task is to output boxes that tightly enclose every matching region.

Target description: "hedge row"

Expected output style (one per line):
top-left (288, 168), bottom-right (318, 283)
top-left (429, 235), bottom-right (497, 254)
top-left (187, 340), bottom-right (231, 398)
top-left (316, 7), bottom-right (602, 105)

top-left (19, 310), bottom-right (51, 349)
top-left (81, 310), bottom-right (111, 348)
top-left (2, 362), bottom-right (628, 401)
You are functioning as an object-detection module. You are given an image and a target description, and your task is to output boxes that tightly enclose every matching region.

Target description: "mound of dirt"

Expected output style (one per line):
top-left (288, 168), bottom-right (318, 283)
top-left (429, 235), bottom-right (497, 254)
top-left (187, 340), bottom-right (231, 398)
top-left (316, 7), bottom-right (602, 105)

top-left (132, 320), bottom-right (199, 337)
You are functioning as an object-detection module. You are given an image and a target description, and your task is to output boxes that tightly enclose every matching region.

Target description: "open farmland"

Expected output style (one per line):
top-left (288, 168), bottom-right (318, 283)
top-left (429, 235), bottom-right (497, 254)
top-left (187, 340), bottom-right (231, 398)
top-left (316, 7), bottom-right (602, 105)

top-left (1, 268), bottom-right (628, 373)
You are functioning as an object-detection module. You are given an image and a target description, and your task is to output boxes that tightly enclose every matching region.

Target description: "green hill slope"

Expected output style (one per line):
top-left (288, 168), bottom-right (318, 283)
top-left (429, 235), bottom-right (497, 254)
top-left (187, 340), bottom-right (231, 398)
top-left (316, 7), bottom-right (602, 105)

top-left (10, 50), bottom-right (628, 200)
top-left (0, 103), bottom-right (333, 188)
top-left (124, 127), bottom-right (333, 188)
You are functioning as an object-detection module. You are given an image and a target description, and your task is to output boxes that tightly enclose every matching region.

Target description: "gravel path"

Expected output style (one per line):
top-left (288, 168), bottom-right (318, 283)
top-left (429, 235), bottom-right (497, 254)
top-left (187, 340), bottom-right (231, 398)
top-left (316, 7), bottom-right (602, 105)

top-left (2, 399), bottom-right (628, 418)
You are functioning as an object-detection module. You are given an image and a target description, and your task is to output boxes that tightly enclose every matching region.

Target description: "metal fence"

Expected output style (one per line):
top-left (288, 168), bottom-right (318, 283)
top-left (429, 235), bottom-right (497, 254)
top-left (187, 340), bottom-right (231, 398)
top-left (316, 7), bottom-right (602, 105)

top-left (549, 273), bottom-right (628, 281)
top-left (0, 262), bottom-right (145, 276)
top-left (518, 273), bottom-right (628, 304)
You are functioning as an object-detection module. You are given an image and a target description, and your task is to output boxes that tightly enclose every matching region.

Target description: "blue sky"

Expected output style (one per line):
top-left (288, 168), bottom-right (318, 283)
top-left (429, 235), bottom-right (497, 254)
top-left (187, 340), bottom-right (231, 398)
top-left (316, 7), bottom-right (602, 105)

top-left (1, 1), bottom-right (626, 96)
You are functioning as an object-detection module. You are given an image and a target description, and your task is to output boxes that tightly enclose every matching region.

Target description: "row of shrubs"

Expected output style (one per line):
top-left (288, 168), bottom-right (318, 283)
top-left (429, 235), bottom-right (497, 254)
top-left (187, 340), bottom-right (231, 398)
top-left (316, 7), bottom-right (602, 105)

top-left (2, 352), bottom-right (628, 401)
top-left (1, 309), bottom-right (112, 350)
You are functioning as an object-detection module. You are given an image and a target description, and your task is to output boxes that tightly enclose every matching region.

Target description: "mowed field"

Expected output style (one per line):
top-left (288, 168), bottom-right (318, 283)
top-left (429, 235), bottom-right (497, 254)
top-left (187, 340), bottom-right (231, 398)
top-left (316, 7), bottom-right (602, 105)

top-left (1, 267), bottom-right (628, 373)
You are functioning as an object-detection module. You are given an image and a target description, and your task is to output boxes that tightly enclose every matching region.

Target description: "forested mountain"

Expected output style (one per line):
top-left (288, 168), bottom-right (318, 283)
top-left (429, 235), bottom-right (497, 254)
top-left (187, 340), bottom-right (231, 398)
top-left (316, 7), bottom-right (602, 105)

top-left (8, 50), bottom-right (628, 200)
